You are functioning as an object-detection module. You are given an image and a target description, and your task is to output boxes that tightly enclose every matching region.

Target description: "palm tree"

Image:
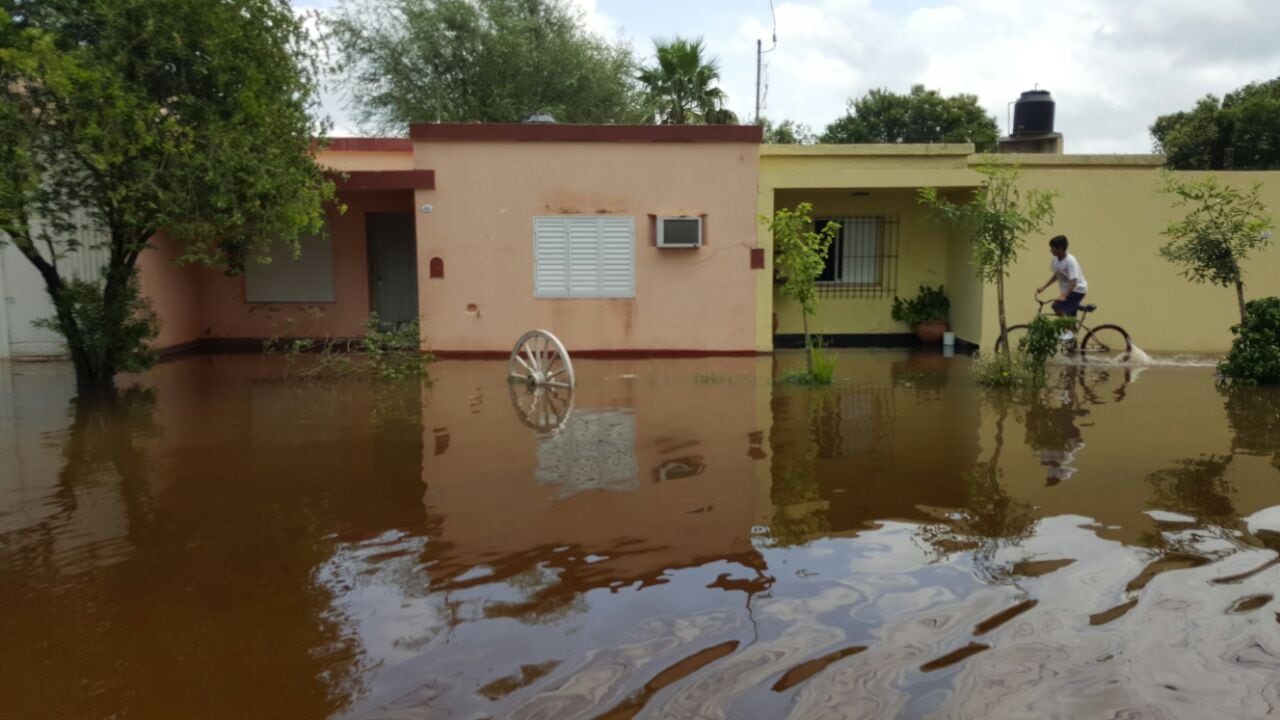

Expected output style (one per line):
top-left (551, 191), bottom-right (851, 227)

top-left (638, 37), bottom-right (733, 125)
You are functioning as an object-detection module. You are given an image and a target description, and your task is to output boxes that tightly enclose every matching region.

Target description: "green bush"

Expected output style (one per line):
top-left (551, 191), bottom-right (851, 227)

top-left (1219, 296), bottom-right (1280, 385)
top-left (891, 285), bottom-right (950, 327)
top-left (974, 351), bottom-right (1036, 388)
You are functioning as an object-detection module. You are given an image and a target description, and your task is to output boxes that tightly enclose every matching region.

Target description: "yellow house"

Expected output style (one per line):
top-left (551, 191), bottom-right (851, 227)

top-left (759, 146), bottom-right (1280, 354)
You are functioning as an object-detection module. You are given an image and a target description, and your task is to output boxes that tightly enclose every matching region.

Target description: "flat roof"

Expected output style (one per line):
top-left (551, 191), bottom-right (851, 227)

top-left (762, 143), bottom-right (976, 157)
top-left (409, 123), bottom-right (763, 143)
top-left (323, 137), bottom-right (413, 152)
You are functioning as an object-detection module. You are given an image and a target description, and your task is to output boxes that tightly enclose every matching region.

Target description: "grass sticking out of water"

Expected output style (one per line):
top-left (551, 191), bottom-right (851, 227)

top-left (694, 372), bottom-right (731, 385)
top-left (779, 343), bottom-right (838, 385)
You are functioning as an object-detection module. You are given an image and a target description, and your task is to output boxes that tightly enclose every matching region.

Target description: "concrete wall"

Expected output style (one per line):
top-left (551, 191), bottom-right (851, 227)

top-left (758, 145), bottom-right (979, 350)
top-left (763, 146), bottom-right (1280, 354)
top-left (771, 188), bottom-right (954, 339)
top-left (414, 138), bottom-right (761, 353)
top-left (985, 157), bottom-right (1280, 353)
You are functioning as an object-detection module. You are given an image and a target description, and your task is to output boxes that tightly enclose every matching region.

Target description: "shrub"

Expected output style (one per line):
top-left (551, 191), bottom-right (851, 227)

top-left (891, 285), bottom-right (950, 327)
top-left (1219, 296), bottom-right (1280, 385)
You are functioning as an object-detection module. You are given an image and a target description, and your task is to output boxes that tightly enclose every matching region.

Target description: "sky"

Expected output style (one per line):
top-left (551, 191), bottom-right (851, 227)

top-left (293, 0), bottom-right (1280, 153)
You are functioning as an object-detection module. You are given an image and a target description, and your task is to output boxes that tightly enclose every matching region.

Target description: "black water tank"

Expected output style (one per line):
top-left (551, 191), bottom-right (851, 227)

top-left (1012, 90), bottom-right (1054, 135)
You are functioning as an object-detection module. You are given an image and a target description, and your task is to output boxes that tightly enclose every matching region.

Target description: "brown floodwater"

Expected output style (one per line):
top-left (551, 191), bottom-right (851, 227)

top-left (3, 350), bottom-right (1280, 719)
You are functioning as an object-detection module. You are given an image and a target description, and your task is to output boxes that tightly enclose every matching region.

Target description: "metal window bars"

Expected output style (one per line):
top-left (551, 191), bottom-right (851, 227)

top-left (814, 215), bottom-right (900, 299)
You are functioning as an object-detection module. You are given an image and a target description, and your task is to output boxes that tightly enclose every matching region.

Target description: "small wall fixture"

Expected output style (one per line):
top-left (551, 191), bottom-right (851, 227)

top-left (429, 257), bottom-right (444, 278)
top-left (421, 204), bottom-right (434, 214)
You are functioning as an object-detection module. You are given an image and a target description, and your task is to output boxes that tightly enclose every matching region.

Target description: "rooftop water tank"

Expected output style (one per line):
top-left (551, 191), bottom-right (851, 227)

top-left (1012, 90), bottom-right (1054, 136)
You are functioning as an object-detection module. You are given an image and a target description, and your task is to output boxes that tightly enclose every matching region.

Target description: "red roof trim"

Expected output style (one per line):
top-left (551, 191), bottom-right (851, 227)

top-left (409, 123), bottom-right (763, 144)
top-left (323, 137), bottom-right (414, 153)
top-left (334, 170), bottom-right (435, 190)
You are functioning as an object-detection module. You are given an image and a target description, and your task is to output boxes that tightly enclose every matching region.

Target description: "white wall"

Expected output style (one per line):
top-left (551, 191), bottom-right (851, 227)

top-left (0, 210), bottom-right (109, 359)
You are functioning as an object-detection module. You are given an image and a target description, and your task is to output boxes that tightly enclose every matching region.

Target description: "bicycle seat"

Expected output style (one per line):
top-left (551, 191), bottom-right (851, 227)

top-left (1080, 303), bottom-right (1097, 313)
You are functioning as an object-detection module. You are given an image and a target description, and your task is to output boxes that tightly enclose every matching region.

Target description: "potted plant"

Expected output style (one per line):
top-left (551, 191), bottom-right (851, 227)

top-left (892, 285), bottom-right (950, 344)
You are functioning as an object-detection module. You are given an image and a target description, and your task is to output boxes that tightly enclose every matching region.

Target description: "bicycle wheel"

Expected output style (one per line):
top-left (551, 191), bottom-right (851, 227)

top-left (1081, 324), bottom-right (1132, 364)
top-left (994, 325), bottom-right (1030, 355)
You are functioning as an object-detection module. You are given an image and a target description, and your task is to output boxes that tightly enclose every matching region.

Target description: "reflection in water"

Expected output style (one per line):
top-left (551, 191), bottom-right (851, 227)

top-left (5, 351), bottom-right (1280, 718)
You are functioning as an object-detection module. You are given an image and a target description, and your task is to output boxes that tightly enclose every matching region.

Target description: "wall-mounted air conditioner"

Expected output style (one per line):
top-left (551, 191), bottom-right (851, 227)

top-left (656, 216), bottom-right (702, 248)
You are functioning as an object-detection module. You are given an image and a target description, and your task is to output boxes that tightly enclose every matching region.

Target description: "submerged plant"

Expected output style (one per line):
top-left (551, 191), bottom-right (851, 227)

top-left (779, 337), bottom-right (838, 385)
top-left (265, 311), bottom-right (433, 381)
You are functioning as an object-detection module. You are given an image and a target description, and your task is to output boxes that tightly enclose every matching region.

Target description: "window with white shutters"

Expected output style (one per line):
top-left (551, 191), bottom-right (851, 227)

top-left (533, 216), bottom-right (634, 298)
top-left (245, 224), bottom-right (335, 303)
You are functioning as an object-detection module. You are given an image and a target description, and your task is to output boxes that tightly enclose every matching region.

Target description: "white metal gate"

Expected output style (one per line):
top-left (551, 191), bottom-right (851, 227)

top-left (0, 209), bottom-right (110, 359)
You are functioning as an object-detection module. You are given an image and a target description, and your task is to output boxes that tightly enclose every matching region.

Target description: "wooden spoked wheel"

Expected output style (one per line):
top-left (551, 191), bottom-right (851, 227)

top-left (507, 330), bottom-right (575, 389)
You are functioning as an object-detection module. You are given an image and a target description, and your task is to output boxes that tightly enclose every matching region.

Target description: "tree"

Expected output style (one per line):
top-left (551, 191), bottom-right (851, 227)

top-left (0, 0), bottom-right (334, 390)
top-left (1158, 173), bottom-right (1274, 324)
top-left (761, 117), bottom-right (816, 145)
top-left (762, 202), bottom-right (840, 374)
top-left (919, 164), bottom-right (1056, 353)
top-left (821, 84), bottom-right (998, 151)
top-left (1151, 78), bottom-right (1280, 170)
top-left (638, 37), bottom-right (734, 125)
top-left (330, 0), bottom-right (646, 129)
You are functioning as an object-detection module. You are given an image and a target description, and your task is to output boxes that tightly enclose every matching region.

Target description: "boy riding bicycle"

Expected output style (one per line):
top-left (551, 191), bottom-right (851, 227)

top-left (1036, 235), bottom-right (1087, 342)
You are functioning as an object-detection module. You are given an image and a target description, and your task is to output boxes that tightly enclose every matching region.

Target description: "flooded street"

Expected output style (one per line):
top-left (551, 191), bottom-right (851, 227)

top-left (3, 350), bottom-right (1280, 719)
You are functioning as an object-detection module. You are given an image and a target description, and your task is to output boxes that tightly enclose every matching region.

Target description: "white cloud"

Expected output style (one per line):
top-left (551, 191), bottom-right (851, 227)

top-left (723, 0), bottom-right (1280, 151)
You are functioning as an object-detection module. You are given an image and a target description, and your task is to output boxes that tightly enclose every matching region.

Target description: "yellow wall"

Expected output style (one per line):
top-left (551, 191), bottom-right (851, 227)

top-left (986, 158), bottom-right (1280, 353)
top-left (762, 146), bottom-right (1280, 354)
top-left (758, 145), bottom-right (978, 348)
top-left (770, 189), bottom-right (953, 338)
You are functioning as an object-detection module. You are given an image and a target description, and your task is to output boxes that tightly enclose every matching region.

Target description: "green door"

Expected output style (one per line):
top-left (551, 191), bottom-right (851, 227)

top-left (366, 213), bottom-right (419, 327)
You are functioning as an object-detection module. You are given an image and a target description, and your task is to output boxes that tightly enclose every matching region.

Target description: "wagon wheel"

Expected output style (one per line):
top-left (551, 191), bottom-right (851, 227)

top-left (507, 330), bottom-right (575, 389)
top-left (508, 381), bottom-right (574, 433)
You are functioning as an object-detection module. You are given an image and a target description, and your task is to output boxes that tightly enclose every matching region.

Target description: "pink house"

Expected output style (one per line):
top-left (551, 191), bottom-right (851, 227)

top-left (141, 125), bottom-right (764, 357)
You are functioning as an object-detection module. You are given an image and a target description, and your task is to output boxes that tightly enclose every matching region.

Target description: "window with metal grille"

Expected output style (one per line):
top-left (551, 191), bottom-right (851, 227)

top-left (533, 216), bottom-right (635, 298)
top-left (814, 215), bottom-right (899, 298)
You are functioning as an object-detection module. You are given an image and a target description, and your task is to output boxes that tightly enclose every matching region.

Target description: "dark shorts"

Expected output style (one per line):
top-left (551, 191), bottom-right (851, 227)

top-left (1052, 292), bottom-right (1086, 317)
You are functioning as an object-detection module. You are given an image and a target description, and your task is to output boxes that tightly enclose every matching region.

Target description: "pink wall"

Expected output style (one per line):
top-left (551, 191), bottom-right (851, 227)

top-left (139, 234), bottom-right (206, 350)
top-left (413, 138), bottom-right (761, 353)
top-left (142, 190), bottom-right (413, 349)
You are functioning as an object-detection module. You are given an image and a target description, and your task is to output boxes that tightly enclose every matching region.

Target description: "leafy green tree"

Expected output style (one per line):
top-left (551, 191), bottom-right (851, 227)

top-left (919, 164), bottom-right (1056, 352)
top-left (761, 117), bottom-right (816, 145)
top-left (1151, 78), bottom-right (1280, 170)
top-left (821, 84), bottom-right (998, 151)
top-left (638, 37), bottom-right (733, 125)
top-left (1158, 173), bottom-right (1274, 324)
top-left (0, 0), bottom-right (334, 390)
top-left (330, 0), bottom-right (646, 128)
top-left (762, 202), bottom-right (840, 374)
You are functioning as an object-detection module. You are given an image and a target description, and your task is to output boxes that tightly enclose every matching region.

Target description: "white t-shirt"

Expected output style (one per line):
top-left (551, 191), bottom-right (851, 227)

top-left (1051, 253), bottom-right (1088, 295)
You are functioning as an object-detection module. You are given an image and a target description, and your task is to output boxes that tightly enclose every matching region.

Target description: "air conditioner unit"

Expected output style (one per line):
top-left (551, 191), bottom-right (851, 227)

top-left (656, 216), bottom-right (702, 248)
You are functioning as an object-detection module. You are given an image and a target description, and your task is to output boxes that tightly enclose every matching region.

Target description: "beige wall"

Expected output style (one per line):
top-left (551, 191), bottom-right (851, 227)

top-left (139, 234), bottom-right (206, 349)
top-left (771, 188), bottom-right (954, 339)
top-left (763, 147), bottom-right (1280, 354)
top-left (985, 159), bottom-right (1280, 353)
top-left (142, 190), bottom-right (412, 348)
top-left (414, 141), bottom-right (761, 352)
top-left (758, 145), bottom-right (978, 349)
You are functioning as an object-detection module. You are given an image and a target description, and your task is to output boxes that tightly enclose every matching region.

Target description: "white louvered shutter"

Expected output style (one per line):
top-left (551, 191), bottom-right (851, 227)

top-left (534, 217), bottom-right (570, 297)
top-left (534, 216), bottom-right (634, 298)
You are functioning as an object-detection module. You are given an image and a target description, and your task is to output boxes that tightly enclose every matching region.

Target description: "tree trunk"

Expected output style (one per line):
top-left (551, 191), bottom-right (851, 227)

top-left (802, 312), bottom-right (813, 375)
top-left (1235, 279), bottom-right (1248, 326)
top-left (996, 271), bottom-right (1008, 355)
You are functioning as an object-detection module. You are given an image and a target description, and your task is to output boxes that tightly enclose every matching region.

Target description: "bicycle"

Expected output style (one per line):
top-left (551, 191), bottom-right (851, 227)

top-left (995, 298), bottom-right (1133, 363)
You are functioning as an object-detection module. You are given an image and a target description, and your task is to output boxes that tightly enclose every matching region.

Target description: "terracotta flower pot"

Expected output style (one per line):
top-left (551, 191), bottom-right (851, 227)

top-left (915, 320), bottom-right (948, 344)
